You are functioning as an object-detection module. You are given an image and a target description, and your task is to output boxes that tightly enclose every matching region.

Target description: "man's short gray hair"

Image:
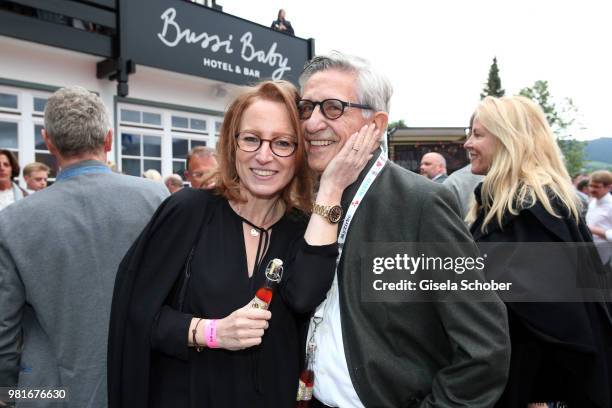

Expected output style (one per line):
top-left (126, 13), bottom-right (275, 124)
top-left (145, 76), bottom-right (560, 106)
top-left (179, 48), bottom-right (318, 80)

top-left (44, 86), bottom-right (110, 157)
top-left (165, 174), bottom-right (184, 188)
top-left (299, 51), bottom-right (393, 115)
top-left (187, 146), bottom-right (216, 169)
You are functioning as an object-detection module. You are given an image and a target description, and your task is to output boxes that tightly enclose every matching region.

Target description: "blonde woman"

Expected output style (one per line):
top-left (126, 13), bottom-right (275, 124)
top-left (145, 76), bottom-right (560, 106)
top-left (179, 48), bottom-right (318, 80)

top-left (465, 96), bottom-right (612, 408)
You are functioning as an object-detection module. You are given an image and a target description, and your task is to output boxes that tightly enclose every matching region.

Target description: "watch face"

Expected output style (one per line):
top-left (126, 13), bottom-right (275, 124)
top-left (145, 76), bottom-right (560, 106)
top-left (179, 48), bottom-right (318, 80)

top-left (328, 205), bottom-right (343, 223)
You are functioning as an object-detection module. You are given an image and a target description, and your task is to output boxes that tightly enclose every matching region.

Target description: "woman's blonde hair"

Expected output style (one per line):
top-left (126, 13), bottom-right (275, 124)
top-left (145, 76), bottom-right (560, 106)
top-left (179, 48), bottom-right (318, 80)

top-left (467, 96), bottom-right (580, 231)
top-left (213, 80), bottom-right (313, 213)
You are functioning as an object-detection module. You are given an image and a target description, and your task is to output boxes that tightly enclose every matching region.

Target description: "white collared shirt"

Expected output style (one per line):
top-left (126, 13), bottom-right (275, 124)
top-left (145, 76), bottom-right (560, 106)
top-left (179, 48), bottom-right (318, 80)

top-left (308, 275), bottom-right (365, 408)
top-left (0, 188), bottom-right (14, 211)
top-left (586, 193), bottom-right (612, 263)
top-left (587, 193), bottom-right (612, 242)
top-left (308, 149), bottom-right (387, 408)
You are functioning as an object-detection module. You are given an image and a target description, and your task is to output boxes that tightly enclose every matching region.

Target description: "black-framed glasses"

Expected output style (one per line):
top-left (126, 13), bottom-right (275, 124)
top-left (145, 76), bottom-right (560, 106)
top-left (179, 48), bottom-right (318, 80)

top-left (297, 98), bottom-right (372, 120)
top-left (236, 132), bottom-right (297, 157)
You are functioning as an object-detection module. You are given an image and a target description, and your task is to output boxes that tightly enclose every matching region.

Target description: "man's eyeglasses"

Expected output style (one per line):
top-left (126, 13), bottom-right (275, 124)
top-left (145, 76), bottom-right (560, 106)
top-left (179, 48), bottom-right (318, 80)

top-left (189, 171), bottom-right (212, 179)
top-left (236, 132), bottom-right (297, 157)
top-left (297, 99), bottom-right (371, 120)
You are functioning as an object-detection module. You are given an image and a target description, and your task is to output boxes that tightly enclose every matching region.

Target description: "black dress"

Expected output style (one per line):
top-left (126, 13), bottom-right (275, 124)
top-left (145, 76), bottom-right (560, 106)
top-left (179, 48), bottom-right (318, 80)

top-left (470, 184), bottom-right (612, 408)
top-left (108, 189), bottom-right (337, 408)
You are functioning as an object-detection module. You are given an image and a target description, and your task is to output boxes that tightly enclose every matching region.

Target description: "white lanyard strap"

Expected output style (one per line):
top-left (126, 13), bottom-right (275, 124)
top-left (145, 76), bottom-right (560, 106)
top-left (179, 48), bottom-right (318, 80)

top-left (337, 148), bottom-right (387, 254)
top-left (311, 148), bottom-right (388, 323)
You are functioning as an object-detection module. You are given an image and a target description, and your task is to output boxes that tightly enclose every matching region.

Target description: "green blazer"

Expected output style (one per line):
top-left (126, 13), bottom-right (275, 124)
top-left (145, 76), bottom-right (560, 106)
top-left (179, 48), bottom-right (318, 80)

top-left (333, 156), bottom-right (510, 407)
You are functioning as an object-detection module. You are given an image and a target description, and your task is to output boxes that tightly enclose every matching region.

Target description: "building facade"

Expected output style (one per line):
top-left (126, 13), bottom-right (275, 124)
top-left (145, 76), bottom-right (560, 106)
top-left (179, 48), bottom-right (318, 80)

top-left (388, 126), bottom-right (470, 174)
top-left (0, 0), bottom-right (314, 183)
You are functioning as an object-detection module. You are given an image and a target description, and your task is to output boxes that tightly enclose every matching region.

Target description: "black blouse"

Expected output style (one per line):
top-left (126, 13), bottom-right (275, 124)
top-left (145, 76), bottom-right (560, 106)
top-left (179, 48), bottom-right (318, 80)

top-left (149, 196), bottom-right (336, 408)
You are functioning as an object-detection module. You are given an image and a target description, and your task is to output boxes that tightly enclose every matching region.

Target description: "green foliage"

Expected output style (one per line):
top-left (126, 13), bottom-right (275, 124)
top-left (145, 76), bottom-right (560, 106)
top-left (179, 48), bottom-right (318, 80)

top-left (557, 138), bottom-right (587, 176)
top-left (480, 57), bottom-right (505, 99)
top-left (388, 119), bottom-right (406, 133)
top-left (518, 80), bottom-right (585, 174)
top-left (518, 80), bottom-right (577, 133)
top-left (584, 161), bottom-right (612, 172)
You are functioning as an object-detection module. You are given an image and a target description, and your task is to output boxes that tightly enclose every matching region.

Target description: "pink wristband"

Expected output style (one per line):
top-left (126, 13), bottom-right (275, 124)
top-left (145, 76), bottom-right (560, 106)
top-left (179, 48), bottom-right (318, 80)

top-left (204, 319), bottom-right (219, 348)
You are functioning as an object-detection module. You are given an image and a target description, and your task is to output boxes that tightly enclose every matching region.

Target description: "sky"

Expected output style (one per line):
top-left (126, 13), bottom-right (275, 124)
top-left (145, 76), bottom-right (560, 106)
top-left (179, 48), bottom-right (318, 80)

top-left (223, 0), bottom-right (612, 141)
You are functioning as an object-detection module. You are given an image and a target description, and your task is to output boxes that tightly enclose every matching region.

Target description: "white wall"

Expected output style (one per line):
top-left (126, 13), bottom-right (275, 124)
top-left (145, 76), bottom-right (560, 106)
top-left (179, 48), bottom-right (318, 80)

top-left (0, 36), bottom-right (116, 120)
top-left (128, 64), bottom-right (244, 114)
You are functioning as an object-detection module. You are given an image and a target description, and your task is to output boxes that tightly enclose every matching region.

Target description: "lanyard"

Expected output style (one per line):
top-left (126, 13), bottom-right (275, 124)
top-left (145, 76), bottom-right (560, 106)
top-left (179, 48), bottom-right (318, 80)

top-left (56, 161), bottom-right (112, 182)
top-left (307, 148), bottom-right (388, 355)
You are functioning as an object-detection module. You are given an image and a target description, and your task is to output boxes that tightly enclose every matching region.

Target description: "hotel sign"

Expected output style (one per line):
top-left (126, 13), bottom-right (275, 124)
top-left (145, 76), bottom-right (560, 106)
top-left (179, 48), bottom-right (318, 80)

top-left (124, 0), bottom-right (313, 86)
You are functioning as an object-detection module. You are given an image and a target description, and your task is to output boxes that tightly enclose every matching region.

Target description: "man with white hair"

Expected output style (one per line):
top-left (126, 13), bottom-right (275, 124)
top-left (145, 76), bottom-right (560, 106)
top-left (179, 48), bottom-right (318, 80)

top-left (0, 86), bottom-right (168, 407)
top-left (164, 173), bottom-right (184, 194)
top-left (420, 151), bottom-right (448, 182)
top-left (299, 52), bottom-right (509, 408)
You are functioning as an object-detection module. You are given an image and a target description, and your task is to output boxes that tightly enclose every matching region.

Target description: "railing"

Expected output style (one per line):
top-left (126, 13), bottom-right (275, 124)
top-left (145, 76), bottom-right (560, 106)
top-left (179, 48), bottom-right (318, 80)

top-left (0, 0), bottom-right (115, 56)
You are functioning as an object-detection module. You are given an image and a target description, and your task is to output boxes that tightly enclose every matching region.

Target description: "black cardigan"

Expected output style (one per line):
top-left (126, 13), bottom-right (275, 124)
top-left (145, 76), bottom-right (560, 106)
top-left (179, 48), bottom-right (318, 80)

top-left (471, 183), bottom-right (612, 407)
top-left (107, 188), bottom-right (337, 408)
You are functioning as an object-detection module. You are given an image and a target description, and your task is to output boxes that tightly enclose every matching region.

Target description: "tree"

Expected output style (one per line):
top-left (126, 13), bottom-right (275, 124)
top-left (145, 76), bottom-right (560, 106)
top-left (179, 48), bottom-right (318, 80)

top-left (557, 138), bottom-right (587, 176)
top-left (519, 80), bottom-right (585, 175)
top-left (480, 57), bottom-right (505, 99)
top-left (387, 119), bottom-right (406, 133)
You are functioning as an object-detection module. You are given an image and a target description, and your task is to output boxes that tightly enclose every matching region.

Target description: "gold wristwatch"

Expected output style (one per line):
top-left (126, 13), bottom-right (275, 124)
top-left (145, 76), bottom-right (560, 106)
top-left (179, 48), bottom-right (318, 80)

top-left (312, 203), bottom-right (343, 224)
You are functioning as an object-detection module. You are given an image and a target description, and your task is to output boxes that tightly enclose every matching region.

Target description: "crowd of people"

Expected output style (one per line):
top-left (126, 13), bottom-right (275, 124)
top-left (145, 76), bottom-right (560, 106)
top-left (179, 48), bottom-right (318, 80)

top-left (0, 51), bottom-right (611, 408)
top-left (0, 152), bottom-right (50, 211)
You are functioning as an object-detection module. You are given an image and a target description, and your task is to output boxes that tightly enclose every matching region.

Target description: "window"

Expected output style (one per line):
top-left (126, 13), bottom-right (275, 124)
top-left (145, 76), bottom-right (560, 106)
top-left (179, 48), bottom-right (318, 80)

top-left (172, 137), bottom-right (207, 174)
top-left (214, 121), bottom-right (223, 147)
top-left (118, 103), bottom-right (222, 177)
top-left (0, 86), bottom-right (55, 184)
top-left (169, 113), bottom-right (209, 175)
top-left (34, 124), bottom-right (59, 178)
top-left (0, 121), bottom-right (19, 150)
top-left (171, 114), bottom-right (209, 133)
top-left (0, 93), bottom-right (18, 111)
top-left (171, 115), bottom-right (188, 129)
top-left (120, 108), bottom-right (162, 128)
top-left (121, 109), bottom-right (140, 123)
top-left (143, 112), bottom-right (162, 126)
top-left (120, 132), bottom-right (162, 176)
top-left (33, 97), bottom-right (47, 115)
top-left (191, 118), bottom-right (206, 131)
top-left (119, 106), bottom-right (164, 176)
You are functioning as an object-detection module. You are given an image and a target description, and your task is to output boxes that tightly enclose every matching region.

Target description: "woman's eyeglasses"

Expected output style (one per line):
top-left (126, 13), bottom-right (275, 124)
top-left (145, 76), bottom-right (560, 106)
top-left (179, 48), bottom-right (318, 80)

top-left (236, 132), bottom-right (297, 157)
top-left (297, 98), bottom-right (371, 120)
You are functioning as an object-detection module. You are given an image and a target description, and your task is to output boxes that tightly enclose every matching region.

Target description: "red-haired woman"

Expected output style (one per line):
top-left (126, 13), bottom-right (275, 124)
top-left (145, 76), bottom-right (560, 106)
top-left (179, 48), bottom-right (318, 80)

top-left (108, 80), bottom-right (379, 408)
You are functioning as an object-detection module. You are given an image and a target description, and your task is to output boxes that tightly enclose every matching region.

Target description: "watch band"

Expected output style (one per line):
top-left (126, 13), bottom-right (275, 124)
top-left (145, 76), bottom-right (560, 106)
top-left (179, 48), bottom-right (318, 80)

top-left (312, 203), bottom-right (343, 224)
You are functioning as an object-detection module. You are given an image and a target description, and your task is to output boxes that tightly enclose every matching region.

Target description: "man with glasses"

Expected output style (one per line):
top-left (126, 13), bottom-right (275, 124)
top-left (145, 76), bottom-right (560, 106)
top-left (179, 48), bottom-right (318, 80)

top-left (298, 52), bottom-right (510, 408)
top-left (184, 146), bottom-right (218, 189)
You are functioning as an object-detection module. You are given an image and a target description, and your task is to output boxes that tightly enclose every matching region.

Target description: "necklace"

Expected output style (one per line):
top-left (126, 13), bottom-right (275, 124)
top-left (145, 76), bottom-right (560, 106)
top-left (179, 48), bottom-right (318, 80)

top-left (234, 199), bottom-right (281, 237)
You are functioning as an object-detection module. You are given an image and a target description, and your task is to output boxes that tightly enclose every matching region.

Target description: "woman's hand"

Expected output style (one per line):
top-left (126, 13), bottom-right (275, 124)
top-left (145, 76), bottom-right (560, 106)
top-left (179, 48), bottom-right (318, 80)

top-left (215, 303), bottom-right (271, 350)
top-left (319, 123), bottom-right (380, 194)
